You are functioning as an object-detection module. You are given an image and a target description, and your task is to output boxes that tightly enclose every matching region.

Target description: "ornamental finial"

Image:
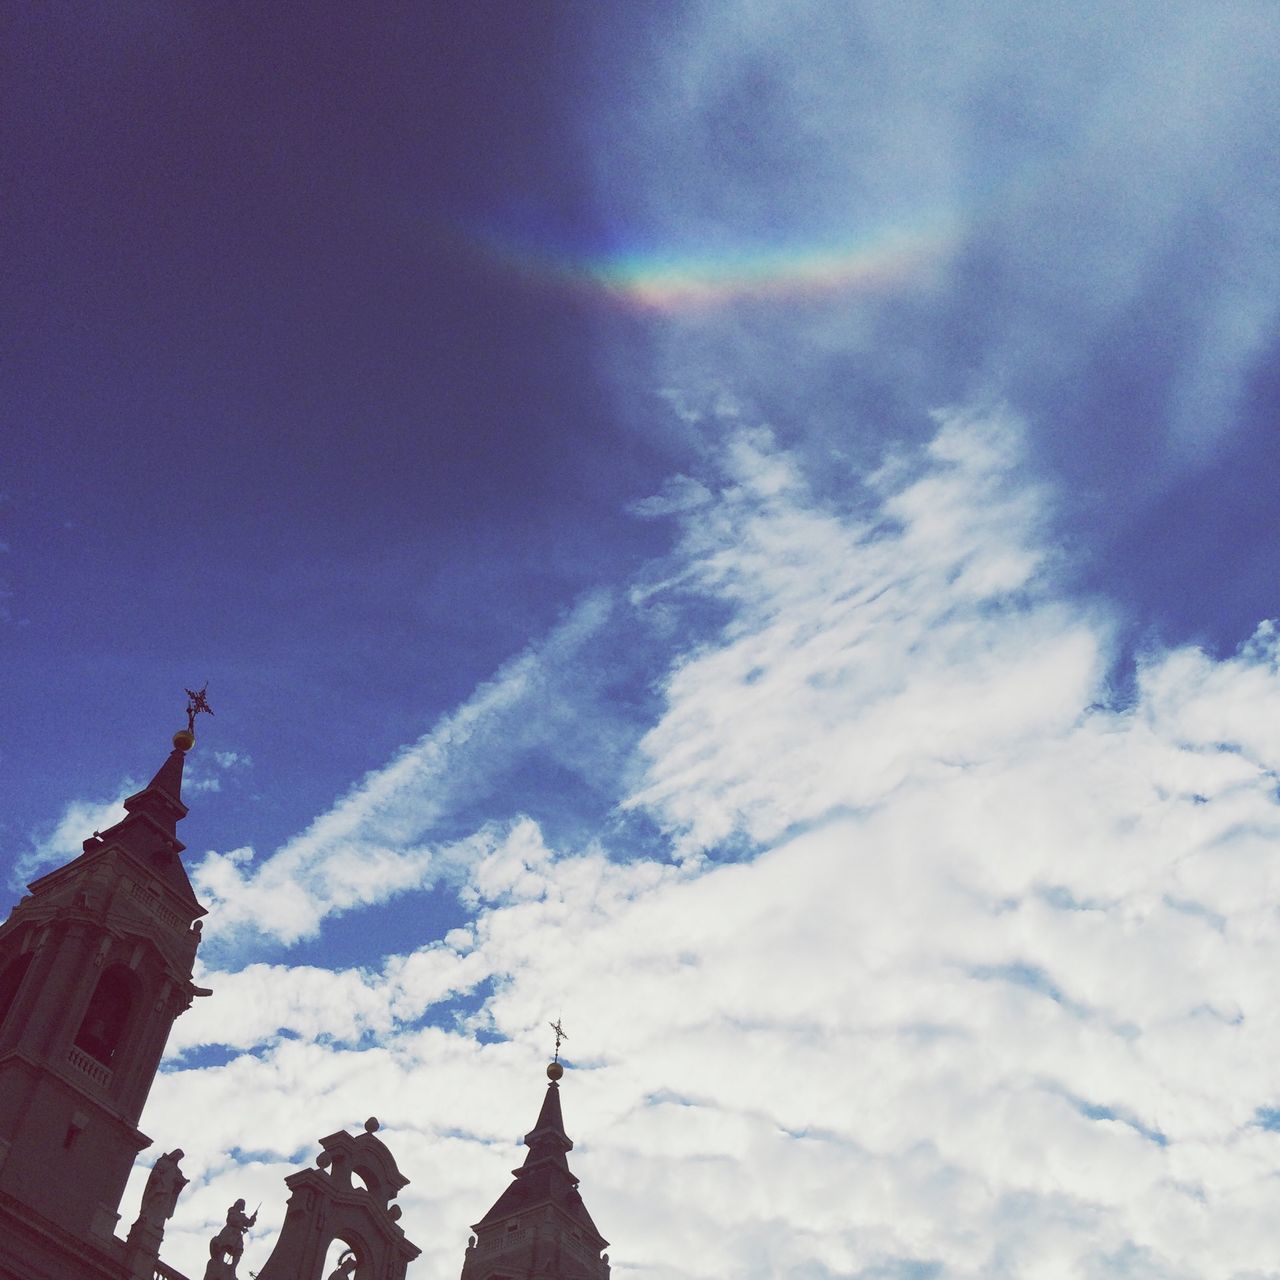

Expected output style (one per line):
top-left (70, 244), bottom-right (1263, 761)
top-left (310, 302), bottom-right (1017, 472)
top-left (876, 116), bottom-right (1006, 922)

top-left (547, 1017), bottom-right (568, 1081)
top-left (549, 1017), bottom-right (568, 1062)
top-left (174, 683), bottom-right (213, 750)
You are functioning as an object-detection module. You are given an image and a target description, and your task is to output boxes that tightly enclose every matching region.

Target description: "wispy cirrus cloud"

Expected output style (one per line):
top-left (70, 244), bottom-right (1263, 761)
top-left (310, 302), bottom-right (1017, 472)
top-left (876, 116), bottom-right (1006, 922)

top-left (188, 591), bottom-right (641, 949)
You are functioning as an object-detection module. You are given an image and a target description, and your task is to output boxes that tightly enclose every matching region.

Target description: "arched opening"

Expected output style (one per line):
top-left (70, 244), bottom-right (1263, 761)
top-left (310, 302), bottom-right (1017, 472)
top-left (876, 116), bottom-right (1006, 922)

top-left (349, 1163), bottom-right (385, 1202)
top-left (0, 952), bottom-right (34, 1032)
top-left (322, 1235), bottom-right (363, 1279)
top-left (74, 964), bottom-right (137, 1066)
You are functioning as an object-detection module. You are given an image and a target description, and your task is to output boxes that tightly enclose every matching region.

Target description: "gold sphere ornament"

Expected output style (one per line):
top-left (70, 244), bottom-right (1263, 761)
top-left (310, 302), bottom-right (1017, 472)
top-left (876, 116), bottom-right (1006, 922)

top-left (547, 1061), bottom-right (564, 1081)
top-left (173, 729), bottom-right (196, 751)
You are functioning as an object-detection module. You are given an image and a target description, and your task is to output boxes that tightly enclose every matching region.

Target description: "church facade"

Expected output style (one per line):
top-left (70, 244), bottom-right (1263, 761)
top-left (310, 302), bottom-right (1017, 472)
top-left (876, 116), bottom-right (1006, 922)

top-left (0, 724), bottom-right (610, 1280)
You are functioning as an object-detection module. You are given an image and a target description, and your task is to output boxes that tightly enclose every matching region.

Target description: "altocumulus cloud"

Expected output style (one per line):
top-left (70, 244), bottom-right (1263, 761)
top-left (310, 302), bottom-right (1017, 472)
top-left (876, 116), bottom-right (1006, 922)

top-left (139, 410), bottom-right (1280, 1279)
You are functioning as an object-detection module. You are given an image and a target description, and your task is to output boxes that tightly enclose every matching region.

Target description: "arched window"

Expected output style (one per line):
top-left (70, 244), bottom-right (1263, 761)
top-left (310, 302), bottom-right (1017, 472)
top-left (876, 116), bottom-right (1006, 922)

top-left (74, 965), bottom-right (137, 1066)
top-left (0, 952), bottom-right (34, 1032)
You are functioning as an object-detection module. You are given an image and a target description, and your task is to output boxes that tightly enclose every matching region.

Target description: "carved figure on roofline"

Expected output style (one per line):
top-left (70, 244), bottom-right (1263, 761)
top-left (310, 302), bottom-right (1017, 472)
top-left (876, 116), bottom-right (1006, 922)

top-left (124, 1147), bottom-right (190, 1269)
top-left (140, 1148), bottom-right (188, 1227)
top-left (204, 1198), bottom-right (257, 1279)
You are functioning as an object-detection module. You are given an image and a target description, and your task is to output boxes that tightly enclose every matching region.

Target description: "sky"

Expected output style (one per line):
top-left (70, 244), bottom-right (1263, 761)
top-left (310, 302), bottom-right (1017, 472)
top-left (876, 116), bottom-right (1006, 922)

top-left (4, 2), bottom-right (1280, 1277)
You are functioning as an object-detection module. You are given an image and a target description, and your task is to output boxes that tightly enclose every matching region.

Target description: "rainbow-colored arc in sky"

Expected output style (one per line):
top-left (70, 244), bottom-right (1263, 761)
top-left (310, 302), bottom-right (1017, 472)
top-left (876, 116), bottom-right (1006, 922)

top-left (470, 218), bottom-right (956, 313)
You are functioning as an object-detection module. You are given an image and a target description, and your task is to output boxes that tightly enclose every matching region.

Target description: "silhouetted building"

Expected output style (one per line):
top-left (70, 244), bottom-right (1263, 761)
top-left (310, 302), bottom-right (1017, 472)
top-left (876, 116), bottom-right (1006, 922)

top-left (0, 729), bottom-right (210, 1280)
top-left (0, 726), bottom-right (610, 1280)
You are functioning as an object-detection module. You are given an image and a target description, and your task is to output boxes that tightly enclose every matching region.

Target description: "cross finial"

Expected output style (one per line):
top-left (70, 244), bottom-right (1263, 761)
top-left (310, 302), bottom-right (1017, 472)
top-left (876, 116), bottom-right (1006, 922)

top-left (184, 684), bottom-right (214, 734)
top-left (549, 1018), bottom-right (568, 1063)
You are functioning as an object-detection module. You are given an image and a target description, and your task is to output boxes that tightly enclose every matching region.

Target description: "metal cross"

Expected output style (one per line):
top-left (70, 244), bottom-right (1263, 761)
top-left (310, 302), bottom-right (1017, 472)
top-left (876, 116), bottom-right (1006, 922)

top-left (184, 684), bottom-right (214, 734)
top-left (549, 1018), bottom-right (569, 1063)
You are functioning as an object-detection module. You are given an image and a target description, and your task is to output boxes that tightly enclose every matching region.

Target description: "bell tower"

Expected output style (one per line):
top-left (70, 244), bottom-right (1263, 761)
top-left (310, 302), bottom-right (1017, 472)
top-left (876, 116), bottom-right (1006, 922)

top-left (0, 721), bottom-right (210, 1246)
top-left (461, 1052), bottom-right (611, 1280)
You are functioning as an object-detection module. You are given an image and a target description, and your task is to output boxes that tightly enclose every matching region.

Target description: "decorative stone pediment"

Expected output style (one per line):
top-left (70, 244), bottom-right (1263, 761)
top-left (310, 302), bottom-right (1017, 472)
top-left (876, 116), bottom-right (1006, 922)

top-left (254, 1119), bottom-right (420, 1280)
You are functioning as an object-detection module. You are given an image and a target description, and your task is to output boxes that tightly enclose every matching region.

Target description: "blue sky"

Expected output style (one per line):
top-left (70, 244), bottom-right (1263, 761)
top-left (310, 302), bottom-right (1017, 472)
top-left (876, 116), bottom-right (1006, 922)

top-left (4, 4), bottom-right (1280, 1277)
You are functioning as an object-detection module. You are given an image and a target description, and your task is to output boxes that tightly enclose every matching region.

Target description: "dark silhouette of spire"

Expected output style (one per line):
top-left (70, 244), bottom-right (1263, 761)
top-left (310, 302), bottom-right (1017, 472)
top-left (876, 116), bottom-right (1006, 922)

top-left (118, 736), bottom-right (191, 839)
top-left (80, 721), bottom-right (203, 911)
top-left (524, 1075), bottom-right (572, 1165)
top-left (465, 1059), bottom-right (610, 1278)
top-left (108, 688), bottom-right (208, 848)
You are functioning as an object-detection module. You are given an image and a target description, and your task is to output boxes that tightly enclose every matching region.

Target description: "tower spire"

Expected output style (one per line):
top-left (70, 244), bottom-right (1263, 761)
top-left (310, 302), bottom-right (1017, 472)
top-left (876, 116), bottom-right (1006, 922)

top-left (93, 686), bottom-right (212, 868)
top-left (460, 1042), bottom-right (610, 1280)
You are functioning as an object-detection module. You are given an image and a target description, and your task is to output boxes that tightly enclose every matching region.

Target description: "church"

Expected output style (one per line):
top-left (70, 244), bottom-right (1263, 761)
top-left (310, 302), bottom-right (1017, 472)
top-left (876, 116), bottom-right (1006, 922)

top-left (0, 715), bottom-right (612, 1280)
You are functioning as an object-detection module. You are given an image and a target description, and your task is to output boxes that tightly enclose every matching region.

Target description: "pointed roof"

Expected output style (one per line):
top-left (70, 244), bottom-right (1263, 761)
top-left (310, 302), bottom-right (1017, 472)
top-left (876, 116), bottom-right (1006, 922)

top-left (473, 1068), bottom-right (608, 1248)
top-left (120, 741), bottom-right (190, 834)
top-left (524, 1074), bottom-right (572, 1165)
top-left (31, 728), bottom-right (206, 916)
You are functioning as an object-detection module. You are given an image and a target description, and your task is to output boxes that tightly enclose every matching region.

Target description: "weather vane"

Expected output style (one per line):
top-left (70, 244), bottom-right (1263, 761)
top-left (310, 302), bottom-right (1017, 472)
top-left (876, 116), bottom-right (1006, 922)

top-left (549, 1018), bottom-right (569, 1064)
top-left (184, 683), bottom-right (214, 735)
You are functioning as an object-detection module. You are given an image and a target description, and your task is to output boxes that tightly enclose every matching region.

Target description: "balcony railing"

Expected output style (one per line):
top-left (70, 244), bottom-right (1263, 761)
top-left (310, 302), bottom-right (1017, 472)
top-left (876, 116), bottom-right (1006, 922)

top-left (128, 879), bottom-right (183, 932)
top-left (66, 1044), bottom-right (112, 1087)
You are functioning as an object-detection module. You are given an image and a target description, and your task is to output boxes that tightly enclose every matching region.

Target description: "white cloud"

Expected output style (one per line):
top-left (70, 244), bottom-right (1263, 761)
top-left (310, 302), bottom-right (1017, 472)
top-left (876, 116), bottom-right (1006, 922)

top-left (628, 474), bottom-right (715, 519)
top-left (13, 787), bottom-right (134, 885)
top-left (143, 413), bottom-right (1280, 1278)
top-left (628, 408), bottom-right (1095, 855)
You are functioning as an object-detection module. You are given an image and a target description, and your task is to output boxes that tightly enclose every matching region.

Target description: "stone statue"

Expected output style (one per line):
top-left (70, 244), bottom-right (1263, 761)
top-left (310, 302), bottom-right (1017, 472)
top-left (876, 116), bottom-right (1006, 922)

top-left (203, 1198), bottom-right (257, 1279)
top-left (124, 1148), bottom-right (188, 1270)
top-left (140, 1149), bottom-right (187, 1226)
top-left (326, 1249), bottom-right (359, 1278)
